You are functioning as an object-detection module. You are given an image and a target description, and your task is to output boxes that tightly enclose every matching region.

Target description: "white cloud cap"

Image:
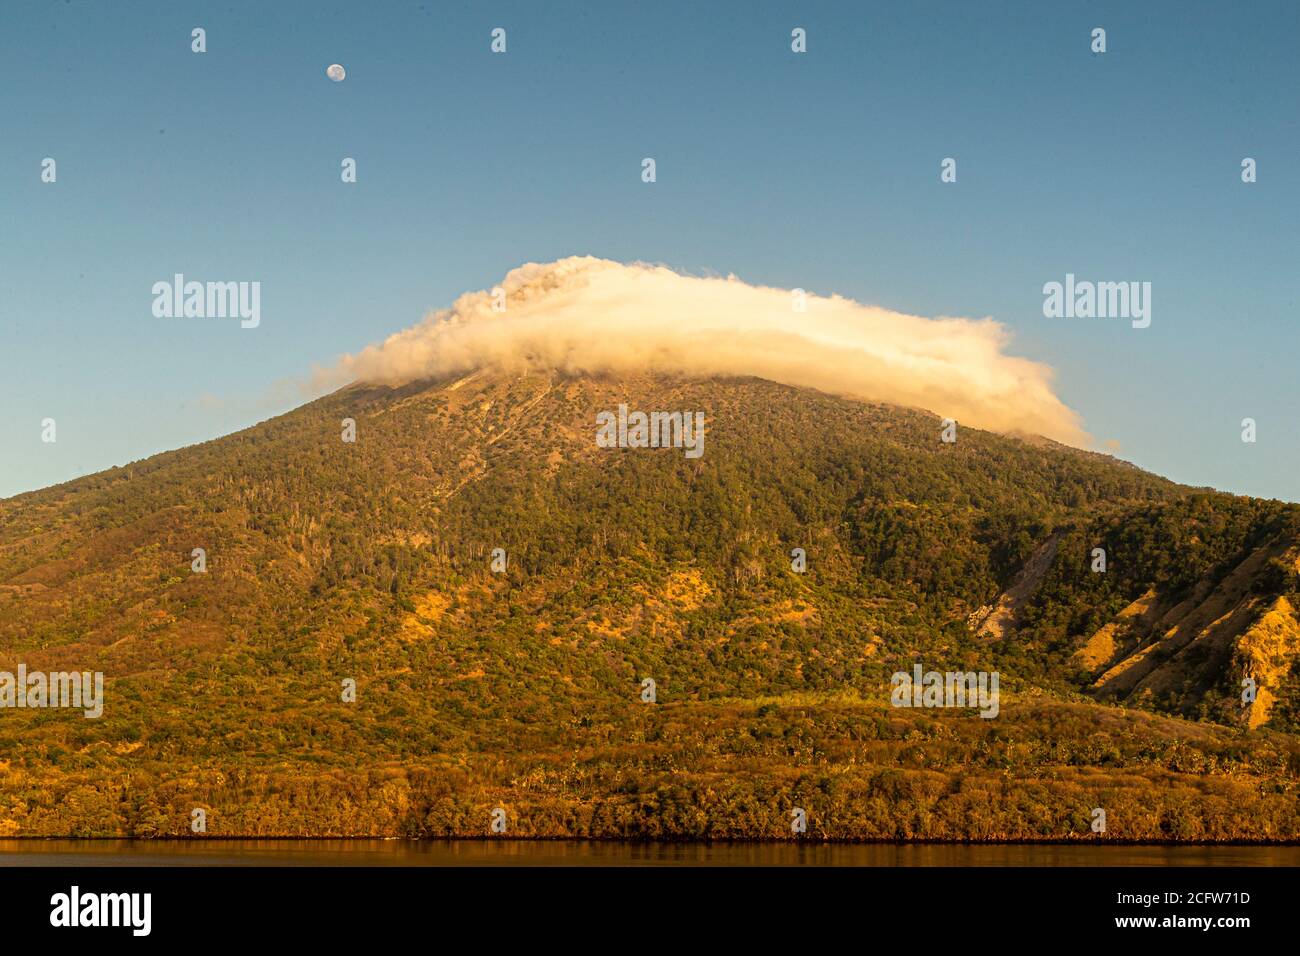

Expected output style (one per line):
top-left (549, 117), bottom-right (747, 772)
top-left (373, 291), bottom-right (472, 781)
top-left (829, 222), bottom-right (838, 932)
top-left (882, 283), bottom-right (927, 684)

top-left (314, 256), bottom-right (1088, 446)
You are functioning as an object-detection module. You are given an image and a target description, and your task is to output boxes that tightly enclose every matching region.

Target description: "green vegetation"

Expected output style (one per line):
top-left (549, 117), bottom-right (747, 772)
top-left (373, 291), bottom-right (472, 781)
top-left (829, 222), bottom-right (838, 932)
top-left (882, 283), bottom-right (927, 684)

top-left (1, 371), bottom-right (1298, 838)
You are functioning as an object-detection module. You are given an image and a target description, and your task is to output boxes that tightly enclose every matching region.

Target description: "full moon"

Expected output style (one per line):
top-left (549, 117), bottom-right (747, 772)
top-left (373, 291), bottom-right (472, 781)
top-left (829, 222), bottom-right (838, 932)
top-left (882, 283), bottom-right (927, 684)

top-left (326, 64), bottom-right (346, 82)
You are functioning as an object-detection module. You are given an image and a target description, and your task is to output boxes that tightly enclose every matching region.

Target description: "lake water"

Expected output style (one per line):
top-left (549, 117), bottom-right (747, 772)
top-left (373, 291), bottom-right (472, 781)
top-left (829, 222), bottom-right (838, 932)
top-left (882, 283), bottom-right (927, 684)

top-left (2, 839), bottom-right (1297, 866)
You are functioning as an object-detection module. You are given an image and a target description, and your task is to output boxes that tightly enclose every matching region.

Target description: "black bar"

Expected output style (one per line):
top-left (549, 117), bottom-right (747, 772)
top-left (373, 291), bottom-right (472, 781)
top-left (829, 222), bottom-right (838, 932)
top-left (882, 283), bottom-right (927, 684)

top-left (0, 862), bottom-right (1283, 942)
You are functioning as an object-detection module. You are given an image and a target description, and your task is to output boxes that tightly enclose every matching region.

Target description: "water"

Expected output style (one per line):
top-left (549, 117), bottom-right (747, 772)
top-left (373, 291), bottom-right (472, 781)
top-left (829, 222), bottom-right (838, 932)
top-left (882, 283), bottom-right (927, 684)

top-left (2, 839), bottom-right (1296, 866)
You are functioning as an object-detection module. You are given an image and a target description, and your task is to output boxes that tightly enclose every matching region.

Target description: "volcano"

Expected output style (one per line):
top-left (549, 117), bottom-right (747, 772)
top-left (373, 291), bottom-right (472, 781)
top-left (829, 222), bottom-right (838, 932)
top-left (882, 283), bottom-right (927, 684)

top-left (2, 368), bottom-right (1299, 840)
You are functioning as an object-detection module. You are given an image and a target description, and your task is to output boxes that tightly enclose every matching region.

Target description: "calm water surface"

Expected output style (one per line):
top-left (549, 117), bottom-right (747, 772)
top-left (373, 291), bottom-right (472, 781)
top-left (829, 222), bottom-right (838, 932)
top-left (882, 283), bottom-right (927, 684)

top-left (1, 840), bottom-right (1296, 867)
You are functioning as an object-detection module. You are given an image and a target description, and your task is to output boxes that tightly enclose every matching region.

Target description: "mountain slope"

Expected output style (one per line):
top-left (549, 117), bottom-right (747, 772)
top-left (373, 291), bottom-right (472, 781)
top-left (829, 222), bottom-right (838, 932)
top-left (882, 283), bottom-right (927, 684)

top-left (2, 370), bottom-right (1299, 838)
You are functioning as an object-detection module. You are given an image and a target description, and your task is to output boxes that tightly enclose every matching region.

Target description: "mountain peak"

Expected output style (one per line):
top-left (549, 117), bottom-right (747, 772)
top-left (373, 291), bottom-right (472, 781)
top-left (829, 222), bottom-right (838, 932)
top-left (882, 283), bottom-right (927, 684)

top-left (3, 369), bottom-right (1299, 838)
top-left (313, 257), bottom-right (1090, 447)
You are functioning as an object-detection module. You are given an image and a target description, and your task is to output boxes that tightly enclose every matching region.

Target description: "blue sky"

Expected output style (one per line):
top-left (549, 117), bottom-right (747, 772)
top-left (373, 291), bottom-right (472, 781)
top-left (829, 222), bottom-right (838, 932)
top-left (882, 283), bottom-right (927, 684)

top-left (1, 0), bottom-right (1297, 500)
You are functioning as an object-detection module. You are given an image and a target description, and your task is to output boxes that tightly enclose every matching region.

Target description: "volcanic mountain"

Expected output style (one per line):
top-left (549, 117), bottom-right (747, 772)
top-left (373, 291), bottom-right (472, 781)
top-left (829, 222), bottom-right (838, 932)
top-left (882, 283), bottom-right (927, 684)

top-left (2, 369), bottom-right (1299, 839)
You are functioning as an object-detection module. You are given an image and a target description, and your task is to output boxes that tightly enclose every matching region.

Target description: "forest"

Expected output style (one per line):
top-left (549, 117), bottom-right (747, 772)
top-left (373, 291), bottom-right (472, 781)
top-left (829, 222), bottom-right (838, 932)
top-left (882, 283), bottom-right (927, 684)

top-left (2, 369), bottom-right (1298, 838)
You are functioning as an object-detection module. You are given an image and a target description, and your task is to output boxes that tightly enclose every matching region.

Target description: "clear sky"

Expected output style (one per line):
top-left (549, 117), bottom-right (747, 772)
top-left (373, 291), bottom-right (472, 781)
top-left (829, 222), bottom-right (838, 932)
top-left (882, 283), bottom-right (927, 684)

top-left (1, 0), bottom-right (1297, 501)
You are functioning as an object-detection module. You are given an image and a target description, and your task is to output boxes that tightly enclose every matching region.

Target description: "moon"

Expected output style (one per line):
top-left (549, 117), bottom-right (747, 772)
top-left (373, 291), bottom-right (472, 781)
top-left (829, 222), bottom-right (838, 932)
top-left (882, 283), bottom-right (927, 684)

top-left (326, 64), bottom-right (346, 82)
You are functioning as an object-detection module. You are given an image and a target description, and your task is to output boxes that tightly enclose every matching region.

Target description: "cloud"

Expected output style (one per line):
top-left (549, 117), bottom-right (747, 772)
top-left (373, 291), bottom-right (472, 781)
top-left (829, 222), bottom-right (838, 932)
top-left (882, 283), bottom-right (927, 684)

top-left (310, 256), bottom-right (1089, 446)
